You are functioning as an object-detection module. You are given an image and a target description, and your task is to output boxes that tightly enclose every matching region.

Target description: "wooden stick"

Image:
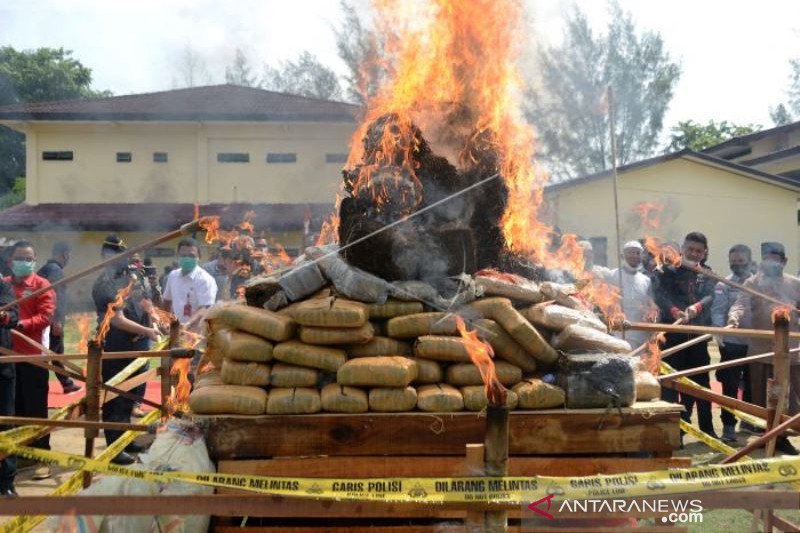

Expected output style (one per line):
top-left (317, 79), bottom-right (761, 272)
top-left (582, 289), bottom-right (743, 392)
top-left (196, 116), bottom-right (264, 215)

top-left (0, 348), bottom-right (195, 364)
top-left (0, 219), bottom-right (204, 314)
top-left (661, 334), bottom-right (713, 359)
top-left (464, 443), bottom-right (486, 529)
top-left (723, 410), bottom-right (800, 464)
top-left (0, 416), bottom-right (153, 433)
top-left (767, 318), bottom-right (790, 457)
top-left (658, 348), bottom-right (800, 382)
top-left (163, 319), bottom-right (181, 417)
top-left (83, 341), bottom-right (101, 488)
top-left (662, 379), bottom-right (769, 420)
top-left (10, 328), bottom-right (83, 374)
top-left (623, 321), bottom-right (800, 340)
top-left (484, 405), bottom-right (508, 532)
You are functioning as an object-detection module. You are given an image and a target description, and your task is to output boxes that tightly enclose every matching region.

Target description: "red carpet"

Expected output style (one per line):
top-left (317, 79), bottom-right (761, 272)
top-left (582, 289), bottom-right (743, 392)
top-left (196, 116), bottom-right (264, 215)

top-left (47, 380), bottom-right (162, 408)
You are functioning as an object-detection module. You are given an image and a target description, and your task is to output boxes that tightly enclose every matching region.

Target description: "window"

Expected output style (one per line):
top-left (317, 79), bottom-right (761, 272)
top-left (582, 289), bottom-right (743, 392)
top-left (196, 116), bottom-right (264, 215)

top-left (153, 152), bottom-right (168, 163)
top-left (116, 152), bottom-right (132, 163)
top-left (589, 237), bottom-right (608, 267)
top-left (218, 153), bottom-right (250, 163)
top-left (267, 152), bottom-right (297, 164)
top-left (42, 151), bottom-right (73, 161)
top-left (325, 153), bottom-right (348, 164)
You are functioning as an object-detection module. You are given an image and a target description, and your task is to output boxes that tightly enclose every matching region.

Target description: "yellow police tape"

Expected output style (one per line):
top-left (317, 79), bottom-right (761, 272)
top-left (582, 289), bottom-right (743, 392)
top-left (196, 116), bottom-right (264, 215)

top-left (1, 409), bottom-right (162, 533)
top-left (679, 419), bottom-right (752, 460)
top-left (1, 435), bottom-right (800, 506)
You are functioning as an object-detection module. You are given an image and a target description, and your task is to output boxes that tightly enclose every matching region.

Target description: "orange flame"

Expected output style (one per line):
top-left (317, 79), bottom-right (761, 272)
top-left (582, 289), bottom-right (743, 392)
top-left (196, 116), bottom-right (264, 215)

top-left (644, 332), bottom-right (666, 374)
top-left (455, 315), bottom-right (506, 405)
top-left (167, 358), bottom-right (192, 414)
top-left (772, 305), bottom-right (792, 324)
top-left (95, 282), bottom-right (133, 345)
top-left (199, 216), bottom-right (221, 244)
top-left (76, 313), bottom-right (91, 354)
top-left (643, 237), bottom-right (682, 272)
top-left (238, 210), bottom-right (256, 233)
top-left (150, 308), bottom-right (177, 328)
top-left (632, 202), bottom-right (666, 231)
top-left (579, 278), bottom-right (625, 329)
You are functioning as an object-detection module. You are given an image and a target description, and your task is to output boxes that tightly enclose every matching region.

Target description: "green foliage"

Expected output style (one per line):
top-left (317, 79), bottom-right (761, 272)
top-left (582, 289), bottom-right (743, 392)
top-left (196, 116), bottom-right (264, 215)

top-left (666, 120), bottom-right (759, 152)
top-left (0, 177), bottom-right (25, 208)
top-left (0, 46), bottom-right (108, 193)
top-left (526, 1), bottom-right (681, 180)
top-left (262, 51), bottom-right (343, 100)
top-left (225, 49), bottom-right (258, 87)
top-left (770, 104), bottom-right (793, 126)
top-left (334, 0), bottom-right (386, 104)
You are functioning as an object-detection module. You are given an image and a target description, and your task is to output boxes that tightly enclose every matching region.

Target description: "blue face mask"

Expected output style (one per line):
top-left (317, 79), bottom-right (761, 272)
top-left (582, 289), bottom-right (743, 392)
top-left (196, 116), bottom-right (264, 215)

top-left (12, 259), bottom-right (35, 277)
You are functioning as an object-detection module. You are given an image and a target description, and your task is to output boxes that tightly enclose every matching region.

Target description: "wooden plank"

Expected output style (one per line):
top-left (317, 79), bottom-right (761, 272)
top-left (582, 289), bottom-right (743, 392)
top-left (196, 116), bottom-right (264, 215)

top-left (218, 456), bottom-right (691, 481)
top-left (206, 407), bottom-right (681, 459)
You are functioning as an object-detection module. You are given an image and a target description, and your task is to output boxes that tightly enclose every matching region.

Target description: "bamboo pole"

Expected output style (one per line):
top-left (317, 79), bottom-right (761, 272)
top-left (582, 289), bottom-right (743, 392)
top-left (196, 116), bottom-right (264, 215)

top-left (723, 410), bottom-right (800, 463)
top-left (661, 379), bottom-right (769, 420)
top-left (0, 218), bottom-right (206, 314)
top-left (0, 416), bottom-right (153, 433)
top-left (83, 341), bottom-right (102, 488)
top-left (10, 328), bottom-right (83, 374)
top-left (163, 319), bottom-right (181, 417)
top-left (658, 348), bottom-right (800, 382)
top-left (623, 321), bottom-right (800, 340)
top-left (766, 317), bottom-right (790, 457)
top-left (0, 348), bottom-right (195, 364)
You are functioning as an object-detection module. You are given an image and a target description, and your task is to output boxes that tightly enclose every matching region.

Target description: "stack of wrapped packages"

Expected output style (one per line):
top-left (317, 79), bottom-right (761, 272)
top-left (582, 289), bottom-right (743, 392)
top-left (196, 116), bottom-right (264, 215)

top-left (189, 246), bottom-right (661, 416)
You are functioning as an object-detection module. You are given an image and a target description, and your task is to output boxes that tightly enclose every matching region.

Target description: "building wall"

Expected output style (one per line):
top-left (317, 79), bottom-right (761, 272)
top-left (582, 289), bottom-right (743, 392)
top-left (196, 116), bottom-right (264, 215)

top-left (24, 121), bottom-right (355, 205)
top-left (545, 158), bottom-right (799, 272)
top-left (731, 128), bottom-right (800, 161)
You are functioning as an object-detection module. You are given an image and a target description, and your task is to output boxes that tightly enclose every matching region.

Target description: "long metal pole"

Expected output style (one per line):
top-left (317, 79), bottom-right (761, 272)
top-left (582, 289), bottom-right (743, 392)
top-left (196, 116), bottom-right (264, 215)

top-left (607, 87), bottom-right (625, 339)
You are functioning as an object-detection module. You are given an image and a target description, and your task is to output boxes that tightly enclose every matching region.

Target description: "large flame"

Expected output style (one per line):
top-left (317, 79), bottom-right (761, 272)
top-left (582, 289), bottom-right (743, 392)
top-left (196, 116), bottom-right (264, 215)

top-left (455, 315), bottom-right (506, 405)
top-left (643, 236), bottom-right (682, 272)
top-left (632, 201), bottom-right (666, 231)
top-left (167, 358), bottom-right (192, 414)
top-left (95, 282), bottom-right (133, 345)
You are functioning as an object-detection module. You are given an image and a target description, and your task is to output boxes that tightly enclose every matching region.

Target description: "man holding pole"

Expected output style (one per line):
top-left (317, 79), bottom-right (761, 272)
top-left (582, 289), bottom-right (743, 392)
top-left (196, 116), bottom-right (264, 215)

top-left (655, 232), bottom-right (717, 438)
top-left (5, 241), bottom-right (56, 480)
top-left (711, 244), bottom-right (754, 442)
top-left (0, 280), bottom-right (18, 496)
top-left (728, 242), bottom-right (800, 454)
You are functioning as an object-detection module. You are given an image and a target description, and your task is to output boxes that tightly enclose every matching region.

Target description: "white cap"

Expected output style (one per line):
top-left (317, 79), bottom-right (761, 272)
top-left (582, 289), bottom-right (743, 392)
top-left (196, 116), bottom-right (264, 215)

top-left (623, 240), bottom-right (643, 251)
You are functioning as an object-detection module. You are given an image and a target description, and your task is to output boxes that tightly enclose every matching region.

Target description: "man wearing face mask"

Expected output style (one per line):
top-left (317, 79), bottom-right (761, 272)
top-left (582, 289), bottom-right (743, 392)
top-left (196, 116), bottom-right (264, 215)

top-left (655, 232), bottom-right (717, 439)
top-left (162, 238), bottom-right (217, 325)
top-left (598, 240), bottom-right (653, 349)
top-left (92, 234), bottom-right (160, 465)
top-left (728, 242), bottom-right (800, 454)
top-left (711, 244), bottom-right (754, 442)
top-left (4, 241), bottom-right (56, 480)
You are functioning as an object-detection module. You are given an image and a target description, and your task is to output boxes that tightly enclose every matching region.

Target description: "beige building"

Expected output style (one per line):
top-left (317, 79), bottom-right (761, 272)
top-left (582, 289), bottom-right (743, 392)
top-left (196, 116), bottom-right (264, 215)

top-left (543, 149), bottom-right (800, 272)
top-left (0, 84), bottom-right (360, 307)
top-left (703, 121), bottom-right (800, 178)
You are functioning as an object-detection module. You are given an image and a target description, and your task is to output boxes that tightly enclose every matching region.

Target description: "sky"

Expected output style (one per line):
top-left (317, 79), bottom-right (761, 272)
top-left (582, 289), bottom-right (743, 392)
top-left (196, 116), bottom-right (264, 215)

top-left (1, 0), bottom-right (799, 133)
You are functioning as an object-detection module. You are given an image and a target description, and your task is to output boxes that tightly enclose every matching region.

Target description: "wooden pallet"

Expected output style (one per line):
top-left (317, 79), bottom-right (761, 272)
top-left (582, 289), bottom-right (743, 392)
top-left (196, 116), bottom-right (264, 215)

top-left (204, 401), bottom-right (684, 531)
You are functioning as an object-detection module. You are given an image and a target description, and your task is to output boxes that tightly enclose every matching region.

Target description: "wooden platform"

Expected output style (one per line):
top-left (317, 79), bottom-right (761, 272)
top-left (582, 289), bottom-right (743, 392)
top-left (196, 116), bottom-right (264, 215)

top-left (204, 401), bottom-right (682, 459)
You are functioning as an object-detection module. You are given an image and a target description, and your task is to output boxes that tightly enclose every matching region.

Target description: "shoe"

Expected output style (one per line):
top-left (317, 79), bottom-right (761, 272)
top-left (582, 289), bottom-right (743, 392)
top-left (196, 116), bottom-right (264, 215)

top-left (721, 425), bottom-right (738, 443)
top-left (131, 406), bottom-right (146, 418)
top-left (32, 465), bottom-right (51, 480)
top-left (125, 442), bottom-right (146, 454)
top-left (110, 452), bottom-right (136, 466)
top-left (61, 381), bottom-right (82, 394)
top-left (0, 487), bottom-right (18, 497)
top-left (701, 429), bottom-right (719, 441)
top-left (740, 422), bottom-right (763, 435)
top-left (776, 437), bottom-right (800, 456)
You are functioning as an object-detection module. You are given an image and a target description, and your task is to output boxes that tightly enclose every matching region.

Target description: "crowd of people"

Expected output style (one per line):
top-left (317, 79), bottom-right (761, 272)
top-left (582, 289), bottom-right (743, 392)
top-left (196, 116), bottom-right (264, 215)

top-left (0, 228), bottom-right (798, 497)
top-left (587, 233), bottom-right (800, 454)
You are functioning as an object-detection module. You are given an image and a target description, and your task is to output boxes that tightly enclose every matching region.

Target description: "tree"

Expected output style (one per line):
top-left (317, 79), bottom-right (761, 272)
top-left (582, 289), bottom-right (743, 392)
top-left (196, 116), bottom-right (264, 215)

top-left (526, 2), bottom-right (681, 181)
top-left (172, 45), bottom-right (211, 88)
top-left (666, 120), bottom-right (759, 152)
top-left (225, 48), bottom-right (259, 87)
top-left (333, 0), bottom-right (386, 104)
top-left (770, 104), bottom-right (793, 126)
top-left (0, 47), bottom-right (108, 193)
top-left (262, 51), bottom-right (343, 100)
top-left (770, 59), bottom-right (800, 125)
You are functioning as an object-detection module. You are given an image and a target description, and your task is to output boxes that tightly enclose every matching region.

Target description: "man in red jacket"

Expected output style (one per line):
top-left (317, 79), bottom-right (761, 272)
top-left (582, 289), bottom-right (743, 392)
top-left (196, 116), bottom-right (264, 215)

top-left (5, 241), bottom-right (55, 480)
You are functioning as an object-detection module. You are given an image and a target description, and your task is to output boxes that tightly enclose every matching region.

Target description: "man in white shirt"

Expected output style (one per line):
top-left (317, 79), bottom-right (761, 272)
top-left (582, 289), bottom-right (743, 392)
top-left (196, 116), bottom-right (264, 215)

top-left (599, 240), bottom-right (653, 349)
top-left (162, 238), bottom-right (217, 325)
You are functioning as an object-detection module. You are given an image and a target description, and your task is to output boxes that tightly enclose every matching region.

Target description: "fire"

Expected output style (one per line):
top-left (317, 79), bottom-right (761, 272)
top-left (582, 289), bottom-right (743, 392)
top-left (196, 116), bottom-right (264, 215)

top-left (643, 236), bottom-right (682, 272)
top-left (193, 203), bottom-right (200, 220)
top-left (76, 313), bottom-right (91, 354)
top-left (455, 315), bottom-right (506, 405)
top-left (166, 358), bottom-right (192, 414)
top-left (579, 278), bottom-right (624, 329)
top-left (644, 332), bottom-right (666, 374)
top-left (632, 202), bottom-right (666, 231)
top-left (238, 210), bottom-right (256, 233)
top-left (95, 282), bottom-right (133, 344)
top-left (199, 216), bottom-right (221, 244)
top-left (772, 305), bottom-right (792, 324)
top-left (150, 307), bottom-right (177, 328)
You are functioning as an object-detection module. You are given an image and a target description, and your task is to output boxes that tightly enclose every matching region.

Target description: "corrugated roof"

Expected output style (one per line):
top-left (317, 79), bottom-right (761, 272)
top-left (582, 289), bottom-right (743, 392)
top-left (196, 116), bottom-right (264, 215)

top-left (0, 84), bottom-right (361, 123)
top-left (0, 202), bottom-right (334, 231)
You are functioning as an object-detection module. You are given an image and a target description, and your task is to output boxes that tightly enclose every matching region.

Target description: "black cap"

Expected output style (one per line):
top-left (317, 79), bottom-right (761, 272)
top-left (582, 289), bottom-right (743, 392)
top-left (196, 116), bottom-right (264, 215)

top-left (102, 233), bottom-right (127, 254)
top-left (761, 241), bottom-right (786, 259)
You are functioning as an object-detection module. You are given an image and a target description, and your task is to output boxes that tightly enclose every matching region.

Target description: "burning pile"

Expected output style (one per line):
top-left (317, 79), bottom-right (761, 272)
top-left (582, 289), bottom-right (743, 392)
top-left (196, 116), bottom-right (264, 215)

top-left (188, 0), bottom-right (661, 415)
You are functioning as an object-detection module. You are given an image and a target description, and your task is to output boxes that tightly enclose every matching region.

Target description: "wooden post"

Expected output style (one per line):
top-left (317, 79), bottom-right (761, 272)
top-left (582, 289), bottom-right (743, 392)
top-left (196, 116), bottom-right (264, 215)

top-left (484, 405), bottom-right (508, 532)
top-left (767, 316), bottom-right (790, 456)
top-left (161, 319), bottom-right (181, 416)
top-left (464, 443), bottom-right (486, 531)
top-left (83, 340), bottom-right (102, 488)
